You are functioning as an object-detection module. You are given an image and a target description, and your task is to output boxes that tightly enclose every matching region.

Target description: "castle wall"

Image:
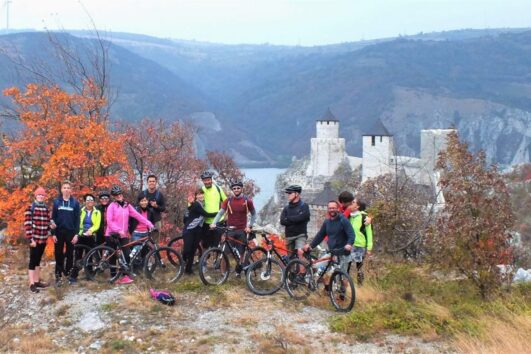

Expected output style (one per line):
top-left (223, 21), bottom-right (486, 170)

top-left (308, 120), bottom-right (346, 178)
top-left (362, 135), bottom-right (394, 181)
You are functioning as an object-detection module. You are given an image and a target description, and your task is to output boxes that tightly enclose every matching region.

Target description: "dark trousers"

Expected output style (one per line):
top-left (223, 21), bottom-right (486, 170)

top-left (183, 228), bottom-right (202, 273)
top-left (29, 243), bottom-right (47, 270)
top-left (70, 236), bottom-right (95, 279)
top-left (201, 224), bottom-right (221, 250)
top-left (105, 236), bottom-right (130, 277)
top-left (54, 229), bottom-right (75, 278)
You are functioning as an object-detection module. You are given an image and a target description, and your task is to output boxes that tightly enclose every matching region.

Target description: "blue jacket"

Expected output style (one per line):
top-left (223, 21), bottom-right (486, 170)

top-left (52, 196), bottom-right (81, 233)
top-left (310, 213), bottom-right (355, 251)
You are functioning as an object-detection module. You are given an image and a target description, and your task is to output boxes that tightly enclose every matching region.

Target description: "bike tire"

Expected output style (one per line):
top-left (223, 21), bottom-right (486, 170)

top-left (73, 244), bottom-right (92, 272)
top-left (83, 245), bottom-right (121, 283)
top-left (144, 247), bottom-right (184, 284)
top-left (168, 234), bottom-right (203, 264)
top-left (245, 246), bottom-right (268, 267)
top-left (329, 270), bottom-right (356, 312)
top-left (246, 257), bottom-right (285, 296)
top-left (199, 248), bottom-right (230, 285)
top-left (284, 259), bottom-right (312, 300)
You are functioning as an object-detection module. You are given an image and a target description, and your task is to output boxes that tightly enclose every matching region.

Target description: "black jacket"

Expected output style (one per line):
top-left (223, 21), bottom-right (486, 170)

top-left (138, 189), bottom-right (166, 223)
top-left (280, 200), bottom-right (310, 237)
top-left (128, 206), bottom-right (155, 234)
top-left (310, 214), bottom-right (355, 251)
top-left (184, 201), bottom-right (218, 230)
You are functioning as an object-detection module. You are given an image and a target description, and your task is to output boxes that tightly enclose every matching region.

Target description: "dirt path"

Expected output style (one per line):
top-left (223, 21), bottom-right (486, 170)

top-left (0, 250), bottom-right (450, 353)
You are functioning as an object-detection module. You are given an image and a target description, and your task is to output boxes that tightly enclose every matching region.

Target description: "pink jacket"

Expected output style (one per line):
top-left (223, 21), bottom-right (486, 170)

top-left (105, 201), bottom-right (154, 238)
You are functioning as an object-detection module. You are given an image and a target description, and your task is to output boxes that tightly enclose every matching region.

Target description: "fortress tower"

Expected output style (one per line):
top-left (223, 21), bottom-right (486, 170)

top-left (309, 108), bottom-right (346, 177)
top-left (420, 128), bottom-right (456, 186)
top-left (362, 119), bottom-right (394, 182)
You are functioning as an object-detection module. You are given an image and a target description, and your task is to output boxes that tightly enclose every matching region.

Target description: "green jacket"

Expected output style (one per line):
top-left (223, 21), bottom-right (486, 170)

top-left (350, 211), bottom-right (373, 251)
top-left (202, 184), bottom-right (227, 224)
top-left (79, 207), bottom-right (102, 236)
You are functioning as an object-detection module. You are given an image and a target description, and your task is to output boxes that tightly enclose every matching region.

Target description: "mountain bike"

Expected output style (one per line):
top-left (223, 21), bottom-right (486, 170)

top-left (83, 231), bottom-right (184, 284)
top-left (284, 247), bottom-right (355, 312)
top-left (245, 229), bottom-right (296, 296)
top-left (198, 226), bottom-right (267, 285)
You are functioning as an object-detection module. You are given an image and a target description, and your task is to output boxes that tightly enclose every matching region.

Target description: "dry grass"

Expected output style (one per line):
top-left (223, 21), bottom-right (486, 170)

top-left (0, 327), bottom-right (56, 353)
top-left (355, 283), bottom-right (386, 304)
top-left (453, 314), bottom-right (531, 354)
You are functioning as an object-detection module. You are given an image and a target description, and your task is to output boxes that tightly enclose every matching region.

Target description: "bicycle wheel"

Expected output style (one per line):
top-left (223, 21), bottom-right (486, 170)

top-left (329, 270), bottom-right (356, 312)
top-left (246, 257), bottom-right (284, 296)
top-left (144, 247), bottom-right (184, 284)
top-left (284, 259), bottom-right (312, 300)
top-left (244, 246), bottom-right (268, 268)
top-left (168, 234), bottom-right (203, 265)
top-left (73, 244), bottom-right (91, 273)
top-left (199, 248), bottom-right (230, 285)
top-left (84, 245), bottom-right (120, 283)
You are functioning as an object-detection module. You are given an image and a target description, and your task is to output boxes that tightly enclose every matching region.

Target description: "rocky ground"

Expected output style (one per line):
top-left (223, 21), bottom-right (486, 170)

top-left (0, 247), bottom-right (451, 353)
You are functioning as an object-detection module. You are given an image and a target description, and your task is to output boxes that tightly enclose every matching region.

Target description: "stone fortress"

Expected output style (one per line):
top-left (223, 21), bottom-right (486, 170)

top-left (260, 108), bottom-right (455, 236)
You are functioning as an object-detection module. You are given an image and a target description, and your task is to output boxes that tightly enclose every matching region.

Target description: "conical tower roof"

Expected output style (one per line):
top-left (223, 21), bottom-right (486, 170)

top-left (363, 119), bottom-right (392, 136)
top-left (318, 107), bottom-right (338, 122)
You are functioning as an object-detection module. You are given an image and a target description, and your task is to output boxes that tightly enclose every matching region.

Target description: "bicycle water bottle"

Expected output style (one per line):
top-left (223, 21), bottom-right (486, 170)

top-left (130, 247), bottom-right (138, 259)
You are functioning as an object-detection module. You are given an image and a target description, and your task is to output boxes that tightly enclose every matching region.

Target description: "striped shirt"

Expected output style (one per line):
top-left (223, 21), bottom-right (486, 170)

top-left (24, 203), bottom-right (51, 243)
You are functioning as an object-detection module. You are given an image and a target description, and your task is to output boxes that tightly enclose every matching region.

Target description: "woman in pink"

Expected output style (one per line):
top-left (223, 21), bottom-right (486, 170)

top-left (105, 185), bottom-right (154, 284)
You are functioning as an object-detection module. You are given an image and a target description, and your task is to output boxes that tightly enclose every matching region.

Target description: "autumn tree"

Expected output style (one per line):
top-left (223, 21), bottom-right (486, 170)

top-left (205, 151), bottom-right (260, 198)
top-left (357, 172), bottom-right (434, 259)
top-left (427, 131), bottom-right (514, 298)
top-left (123, 119), bottom-right (204, 232)
top-left (0, 82), bottom-right (127, 240)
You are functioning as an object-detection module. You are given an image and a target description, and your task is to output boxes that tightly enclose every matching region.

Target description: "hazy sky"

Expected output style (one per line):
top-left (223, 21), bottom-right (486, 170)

top-left (3, 0), bottom-right (531, 45)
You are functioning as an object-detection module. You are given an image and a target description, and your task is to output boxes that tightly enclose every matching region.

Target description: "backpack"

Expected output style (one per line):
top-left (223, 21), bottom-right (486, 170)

top-left (226, 195), bottom-right (249, 215)
top-left (149, 288), bottom-right (176, 306)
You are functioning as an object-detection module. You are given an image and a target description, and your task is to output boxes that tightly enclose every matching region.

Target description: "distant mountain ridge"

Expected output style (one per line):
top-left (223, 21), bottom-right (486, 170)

top-left (1, 28), bottom-right (530, 166)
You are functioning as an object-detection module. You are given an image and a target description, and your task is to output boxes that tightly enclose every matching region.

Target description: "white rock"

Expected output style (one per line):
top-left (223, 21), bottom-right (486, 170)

top-left (77, 311), bottom-right (105, 332)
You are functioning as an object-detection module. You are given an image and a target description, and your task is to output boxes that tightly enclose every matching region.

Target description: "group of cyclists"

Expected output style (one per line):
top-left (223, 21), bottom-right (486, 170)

top-left (23, 171), bottom-right (373, 298)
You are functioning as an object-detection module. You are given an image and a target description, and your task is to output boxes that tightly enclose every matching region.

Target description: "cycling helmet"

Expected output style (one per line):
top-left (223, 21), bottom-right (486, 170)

top-left (110, 185), bottom-right (123, 196)
top-left (200, 171), bottom-right (214, 180)
top-left (284, 185), bottom-right (302, 194)
top-left (98, 191), bottom-right (110, 198)
top-left (230, 180), bottom-right (244, 189)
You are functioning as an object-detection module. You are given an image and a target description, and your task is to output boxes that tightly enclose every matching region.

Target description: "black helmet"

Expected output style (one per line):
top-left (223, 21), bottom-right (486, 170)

top-left (110, 185), bottom-right (123, 196)
top-left (200, 171), bottom-right (214, 180)
top-left (284, 185), bottom-right (302, 194)
top-left (230, 180), bottom-right (244, 189)
top-left (98, 191), bottom-right (110, 198)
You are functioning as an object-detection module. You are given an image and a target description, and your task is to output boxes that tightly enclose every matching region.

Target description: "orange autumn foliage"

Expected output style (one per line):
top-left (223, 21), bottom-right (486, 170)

top-left (0, 82), bottom-right (128, 241)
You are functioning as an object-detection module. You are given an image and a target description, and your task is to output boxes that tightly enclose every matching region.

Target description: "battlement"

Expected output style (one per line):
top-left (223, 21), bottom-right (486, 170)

top-left (316, 120), bottom-right (339, 139)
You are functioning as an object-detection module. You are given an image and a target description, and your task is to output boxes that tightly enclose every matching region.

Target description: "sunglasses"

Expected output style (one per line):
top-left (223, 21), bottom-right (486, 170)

top-left (232, 187), bottom-right (242, 190)
top-left (86, 198), bottom-right (95, 202)
top-left (285, 191), bottom-right (296, 195)
top-left (99, 196), bottom-right (110, 200)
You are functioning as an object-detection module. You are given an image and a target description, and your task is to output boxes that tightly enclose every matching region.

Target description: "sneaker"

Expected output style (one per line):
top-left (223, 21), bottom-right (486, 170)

top-left (116, 275), bottom-right (134, 285)
top-left (34, 281), bottom-right (49, 288)
top-left (68, 277), bottom-right (77, 285)
top-left (30, 284), bottom-right (40, 293)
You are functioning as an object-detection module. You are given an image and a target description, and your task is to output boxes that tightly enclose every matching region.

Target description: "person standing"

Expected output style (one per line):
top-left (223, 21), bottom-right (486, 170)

top-left (128, 195), bottom-right (155, 263)
top-left (303, 201), bottom-right (354, 274)
top-left (280, 185), bottom-right (310, 257)
top-left (138, 174), bottom-right (165, 243)
top-left (51, 181), bottom-right (81, 285)
top-left (182, 189), bottom-right (217, 274)
top-left (349, 198), bottom-right (373, 285)
top-left (211, 180), bottom-right (256, 276)
top-left (69, 194), bottom-right (101, 284)
top-left (106, 185), bottom-right (154, 284)
top-left (24, 187), bottom-right (52, 293)
top-left (95, 191), bottom-right (111, 246)
top-left (200, 171), bottom-right (227, 249)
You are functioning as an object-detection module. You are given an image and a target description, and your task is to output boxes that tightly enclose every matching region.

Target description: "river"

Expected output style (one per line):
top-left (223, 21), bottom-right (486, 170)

top-left (242, 168), bottom-right (286, 212)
